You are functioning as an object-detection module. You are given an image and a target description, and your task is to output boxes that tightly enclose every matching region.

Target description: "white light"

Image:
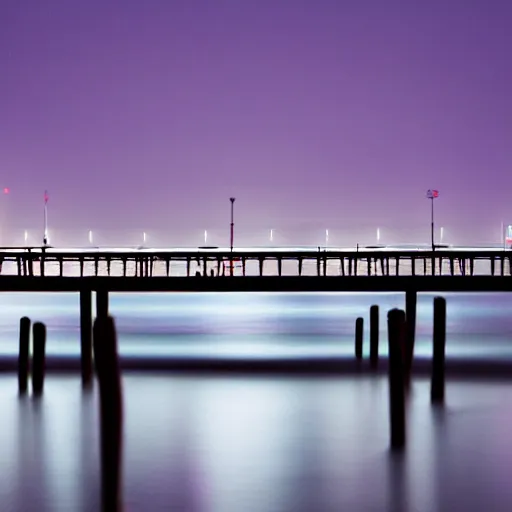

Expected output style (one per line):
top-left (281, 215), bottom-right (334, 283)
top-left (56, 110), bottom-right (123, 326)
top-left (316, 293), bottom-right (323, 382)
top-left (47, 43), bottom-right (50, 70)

top-left (143, 232), bottom-right (147, 244)
top-left (24, 230), bottom-right (28, 243)
top-left (270, 229), bottom-right (273, 242)
top-left (440, 227), bottom-right (444, 243)
top-left (377, 228), bottom-right (381, 242)
top-left (204, 230), bottom-right (208, 244)
top-left (88, 230), bottom-right (93, 244)
top-left (325, 229), bottom-right (329, 243)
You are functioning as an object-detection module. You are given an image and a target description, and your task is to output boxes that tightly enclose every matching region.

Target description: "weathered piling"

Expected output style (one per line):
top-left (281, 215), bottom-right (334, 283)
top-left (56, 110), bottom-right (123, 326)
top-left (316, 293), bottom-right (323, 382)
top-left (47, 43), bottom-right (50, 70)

top-left (404, 289), bottom-right (417, 382)
top-left (370, 305), bottom-right (379, 368)
top-left (355, 317), bottom-right (363, 360)
top-left (96, 290), bottom-right (109, 319)
top-left (18, 316), bottom-right (31, 393)
top-left (93, 316), bottom-right (123, 512)
top-left (80, 289), bottom-right (93, 387)
top-left (431, 296), bottom-right (447, 404)
top-left (32, 322), bottom-right (47, 395)
top-left (387, 308), bottom-right (406, 449)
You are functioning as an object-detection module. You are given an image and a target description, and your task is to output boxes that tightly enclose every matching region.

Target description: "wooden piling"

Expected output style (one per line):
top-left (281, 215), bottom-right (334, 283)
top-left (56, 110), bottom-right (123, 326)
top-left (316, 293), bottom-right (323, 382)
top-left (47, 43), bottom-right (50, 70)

top-left (18, 316), bottom-right (31, 393)
top-left (96, 290), bottom-right (109, 319)
top-left (431, 296), bottom-right (446, 404)
top-left (387, 308), bottom-right (406, 449)
top-left (93, 316), bottom-right (123, 512)
top-left (355, 317), bottom-right (363, 360)
top-left (32, 322), bottom-right (47, 395)
top-left (404, 289), bottom-right (417, 382)
top-left (80, 289), bottom-right (93, 387)
top-left (370, 305), bottom-right (379, 368)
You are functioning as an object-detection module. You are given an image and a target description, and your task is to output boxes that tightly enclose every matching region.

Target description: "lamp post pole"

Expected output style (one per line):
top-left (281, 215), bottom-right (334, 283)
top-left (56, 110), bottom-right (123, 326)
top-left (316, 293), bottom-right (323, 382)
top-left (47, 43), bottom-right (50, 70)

top-left (229, 197), bottom-right (235, 276)
top-left (43, 190), bottom-right (49, 247)
top-left (426, 189), bottom-right (439, 251)
top-left (230, 197), bottom-right (235, 252)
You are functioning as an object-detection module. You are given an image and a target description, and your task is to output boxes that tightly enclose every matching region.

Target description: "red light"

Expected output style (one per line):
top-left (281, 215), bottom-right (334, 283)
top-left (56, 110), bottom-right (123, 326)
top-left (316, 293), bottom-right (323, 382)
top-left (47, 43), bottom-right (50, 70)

top-left (3, 188), bottom-right (9, 194)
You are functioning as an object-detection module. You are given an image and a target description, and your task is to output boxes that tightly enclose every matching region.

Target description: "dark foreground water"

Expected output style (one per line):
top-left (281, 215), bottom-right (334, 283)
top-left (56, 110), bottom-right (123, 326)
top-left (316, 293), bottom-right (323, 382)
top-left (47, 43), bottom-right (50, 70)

top-left (2, 374), bottom-right (512, 511)
top-left (0, 292), bottom-right (512, 362)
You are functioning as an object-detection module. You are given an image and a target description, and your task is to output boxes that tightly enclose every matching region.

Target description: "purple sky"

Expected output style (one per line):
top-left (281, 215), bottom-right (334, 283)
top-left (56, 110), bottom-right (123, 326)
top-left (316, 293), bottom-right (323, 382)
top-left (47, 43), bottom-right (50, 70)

top-left (1, 1), bottom-right (511, 247)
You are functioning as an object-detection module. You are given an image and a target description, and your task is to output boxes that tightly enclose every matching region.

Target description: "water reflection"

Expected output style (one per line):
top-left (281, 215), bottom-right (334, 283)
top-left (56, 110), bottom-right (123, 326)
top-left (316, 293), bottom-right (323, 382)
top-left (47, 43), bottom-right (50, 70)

top-left (0, 375), bottom-right (512, 510)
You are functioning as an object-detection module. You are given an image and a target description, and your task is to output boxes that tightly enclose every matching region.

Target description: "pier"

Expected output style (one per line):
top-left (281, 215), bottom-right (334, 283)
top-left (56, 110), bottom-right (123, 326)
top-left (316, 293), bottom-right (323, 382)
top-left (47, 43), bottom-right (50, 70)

top-left (0, 248), bottom-right (511, 282)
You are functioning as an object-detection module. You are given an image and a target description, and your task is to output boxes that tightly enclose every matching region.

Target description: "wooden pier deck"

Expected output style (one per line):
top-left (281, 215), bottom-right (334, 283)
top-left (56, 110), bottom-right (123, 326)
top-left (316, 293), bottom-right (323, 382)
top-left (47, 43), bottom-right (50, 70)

top-left (0, 248), bottom-right (511, 282)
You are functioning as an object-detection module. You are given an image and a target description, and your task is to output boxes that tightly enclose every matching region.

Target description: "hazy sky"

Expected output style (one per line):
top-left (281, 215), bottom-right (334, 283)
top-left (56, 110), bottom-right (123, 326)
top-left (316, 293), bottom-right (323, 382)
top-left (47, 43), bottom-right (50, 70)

top-left (1, 1), bottom-right (511, 246)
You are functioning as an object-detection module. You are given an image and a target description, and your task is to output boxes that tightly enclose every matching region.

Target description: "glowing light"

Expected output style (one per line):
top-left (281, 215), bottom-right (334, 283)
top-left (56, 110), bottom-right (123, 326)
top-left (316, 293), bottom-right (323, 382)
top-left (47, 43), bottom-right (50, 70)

top-left (88, 230), bottom-right (93, 244)
top-left (24, 230), bottom-right (28, 243)
top-left (270, 229), bottom-right (274, 242)
top-left (377, 228), bottom-right (381, 242)
top-left (3, 188), bottom-right (9, 194)
top-left (143, 232), bottom-right (147, 244)
top-left (440, 227), bottom-right (444, 243)
top-left (204, 230), bottom-right (208, 244)
top-left (325, 229), bottom-right (329, 244)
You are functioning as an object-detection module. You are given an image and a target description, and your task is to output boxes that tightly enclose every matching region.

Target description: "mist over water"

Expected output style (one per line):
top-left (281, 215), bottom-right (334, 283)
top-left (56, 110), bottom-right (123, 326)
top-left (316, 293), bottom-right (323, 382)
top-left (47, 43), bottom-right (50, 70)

top-left (0, 292), bottom-right (511, 361)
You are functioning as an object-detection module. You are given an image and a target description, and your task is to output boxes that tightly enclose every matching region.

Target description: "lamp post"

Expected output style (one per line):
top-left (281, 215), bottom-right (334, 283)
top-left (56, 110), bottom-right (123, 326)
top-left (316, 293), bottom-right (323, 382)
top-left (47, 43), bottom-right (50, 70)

top-left (43, 190), bottom-right (49, 247)
top-left (228, 198), bottom-right (236, 276)
top-left (229, 198), bottom-right (235, 252)
top-left (426, 189), bottom-right (439, 251)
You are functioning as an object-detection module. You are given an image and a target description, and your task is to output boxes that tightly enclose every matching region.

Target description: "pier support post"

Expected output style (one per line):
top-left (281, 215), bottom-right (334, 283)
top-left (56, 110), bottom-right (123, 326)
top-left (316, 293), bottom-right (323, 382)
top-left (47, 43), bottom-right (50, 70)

top-left (32, 322), bottom-right (47, 395)
top-left (80, 289), bottom-right (93, 387)
top-left (387, 308), bottom-right (406, 449)
top-left (93, 316), bottom-right (123, 512)
top-left (370, 305), bottom-right (379, 368)
top-left (431, 296), bottom-right (446, 404)
top-left (97, 290), bottom-right (109, 319)
top-left (355, 317), bottom-right (363, 360)
top-left (405, 289), bottom-right (417, 383)
top-left (18, 317), bottom-right (31, 393)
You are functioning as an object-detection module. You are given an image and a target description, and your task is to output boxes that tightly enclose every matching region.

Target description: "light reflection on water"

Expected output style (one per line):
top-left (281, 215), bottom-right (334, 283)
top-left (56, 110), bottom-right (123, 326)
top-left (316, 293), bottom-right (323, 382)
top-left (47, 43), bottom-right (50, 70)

top-left (0, 292), bottom-right (511, 361)
top-left (0, 375), bottom-right (512, 511)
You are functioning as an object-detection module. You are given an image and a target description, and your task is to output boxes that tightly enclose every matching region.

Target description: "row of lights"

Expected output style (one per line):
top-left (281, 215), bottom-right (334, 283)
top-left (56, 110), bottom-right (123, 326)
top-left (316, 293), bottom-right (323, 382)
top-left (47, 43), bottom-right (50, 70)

top-left (16, 227), bottom-right (446, 246)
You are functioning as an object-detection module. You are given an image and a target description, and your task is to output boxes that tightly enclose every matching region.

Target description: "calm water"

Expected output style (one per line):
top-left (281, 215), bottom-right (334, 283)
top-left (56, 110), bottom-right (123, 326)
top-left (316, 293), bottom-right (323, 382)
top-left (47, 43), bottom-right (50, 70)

top-left (2, 374), bottom-right (512, 511)
top-left (0, 292), bottom-right (511, 361)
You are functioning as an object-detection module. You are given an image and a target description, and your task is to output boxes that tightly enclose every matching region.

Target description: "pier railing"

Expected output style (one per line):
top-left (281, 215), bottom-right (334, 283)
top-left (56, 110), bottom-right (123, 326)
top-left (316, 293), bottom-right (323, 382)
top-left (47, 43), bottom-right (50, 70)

top-left (0, 249), bottom-right (511, 278)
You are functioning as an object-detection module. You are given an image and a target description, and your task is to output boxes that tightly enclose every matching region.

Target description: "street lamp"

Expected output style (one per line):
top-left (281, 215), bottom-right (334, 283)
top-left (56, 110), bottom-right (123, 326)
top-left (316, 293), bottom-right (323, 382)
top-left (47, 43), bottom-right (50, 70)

top-left (43, 190), bottom-right (49, 247)
top-left (426, 189), bottom-right (439, 251)
top-left (230, 197), bottom-right (235, 252)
